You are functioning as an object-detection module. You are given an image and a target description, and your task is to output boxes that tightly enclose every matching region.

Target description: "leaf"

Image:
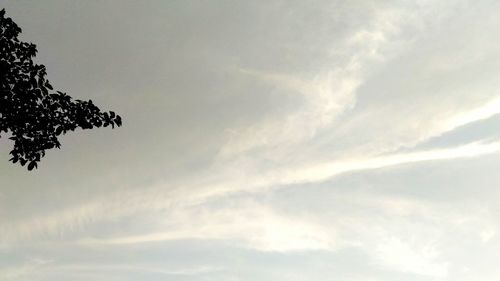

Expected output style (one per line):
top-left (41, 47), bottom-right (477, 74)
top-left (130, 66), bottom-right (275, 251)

top-left (55, 126), bottom-right (63, 136)
top-left (27, 161), bottom-right (37, 171)
top-left (115, 116), bottom-right (122, 127)
top-left (0, 9), bottom-right (122, 170)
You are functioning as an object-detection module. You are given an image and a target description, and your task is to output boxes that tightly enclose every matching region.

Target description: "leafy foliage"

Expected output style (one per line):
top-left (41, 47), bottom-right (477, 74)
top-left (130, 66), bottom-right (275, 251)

top-left (0, 9), bottom-right (122, 170)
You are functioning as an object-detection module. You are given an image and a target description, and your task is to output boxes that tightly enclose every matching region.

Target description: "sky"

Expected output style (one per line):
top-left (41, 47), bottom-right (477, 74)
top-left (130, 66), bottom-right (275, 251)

top-left (2, 0), bottom-right (500, 280)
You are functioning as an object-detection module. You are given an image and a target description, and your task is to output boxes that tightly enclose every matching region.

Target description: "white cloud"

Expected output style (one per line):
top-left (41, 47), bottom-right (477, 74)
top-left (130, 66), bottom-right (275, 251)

top-left (3, 139), bottom-right (500, 249)
top-left (82, 201), bottom-right (334, 252)
top-left (276, 140), bottom-right (500, 186)
top-left (374, 237), bottom-right (448, 278)
top-left (217, 6), bottom-right (413, 159)
top-left (446, 97), bottom-right (500, 130)
top-left (0, 258), bottom-right (53, 281)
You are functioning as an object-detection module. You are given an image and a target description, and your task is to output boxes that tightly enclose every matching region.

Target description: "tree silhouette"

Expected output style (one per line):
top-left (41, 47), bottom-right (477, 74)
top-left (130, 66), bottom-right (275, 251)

top-left (0, 9), bottom-right (122, 170)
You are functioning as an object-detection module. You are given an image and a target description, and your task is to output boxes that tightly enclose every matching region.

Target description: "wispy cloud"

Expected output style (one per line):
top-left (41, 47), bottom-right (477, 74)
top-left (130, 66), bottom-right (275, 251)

top-left (80, 201), bottom-right (334, 252)
top-left (0, 258), bottom-right (53, 281)
top-left (374, 237), bottom-right (449, 278)
top-left (4, 139), bottom-right (499, 252)
top-left (218, 6), bottom-right (413, 159)
top-left (5, 1), bottom-right (500, 280)
top-left (276, 140), bottom-right (500, 185)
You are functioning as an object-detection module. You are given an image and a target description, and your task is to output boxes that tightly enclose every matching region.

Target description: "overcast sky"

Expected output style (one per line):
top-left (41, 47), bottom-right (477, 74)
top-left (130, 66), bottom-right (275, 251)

top-left (3, 1), bottom-right (500, 280)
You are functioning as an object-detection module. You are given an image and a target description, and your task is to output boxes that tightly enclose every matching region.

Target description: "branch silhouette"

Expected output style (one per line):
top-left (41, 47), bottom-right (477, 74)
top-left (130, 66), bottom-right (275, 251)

top-left (0, 9), bottom-right (122, 170)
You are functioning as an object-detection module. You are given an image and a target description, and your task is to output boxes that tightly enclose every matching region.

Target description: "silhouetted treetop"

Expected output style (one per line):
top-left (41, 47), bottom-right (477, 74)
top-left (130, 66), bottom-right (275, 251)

top-left (0, 9), bottom-right (122, 170)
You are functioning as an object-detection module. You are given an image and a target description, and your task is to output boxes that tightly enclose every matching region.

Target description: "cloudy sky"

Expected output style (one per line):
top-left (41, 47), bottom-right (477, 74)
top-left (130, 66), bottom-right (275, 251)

top-left (3, 0), bottom-right (500, 280)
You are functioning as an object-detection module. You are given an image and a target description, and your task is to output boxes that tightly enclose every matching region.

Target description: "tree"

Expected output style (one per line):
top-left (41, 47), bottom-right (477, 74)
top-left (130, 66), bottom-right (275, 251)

top-left (0, 9), bottom-right (122, 170)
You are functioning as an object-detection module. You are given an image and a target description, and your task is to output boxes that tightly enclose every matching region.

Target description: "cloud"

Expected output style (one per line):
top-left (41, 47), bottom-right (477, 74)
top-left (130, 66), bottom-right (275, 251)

top-left (276, 140), bottom-right (500, 185)
top-left (0, 258), bottom-right (53, 281)
top-left (3, 138), bottom-right (500, 249)
top-left (446, 97), bottom-right (500, 130)
top-left (45, 264), bottom-right (223, 277)
top-left (80, 200), bottom-right (334, 252)
top-left (217, 5), bottom-right (415, 159)
top-left (374, 237), bottom-right (448, 278)
top-left (5, 1), bottom-right (500, 280)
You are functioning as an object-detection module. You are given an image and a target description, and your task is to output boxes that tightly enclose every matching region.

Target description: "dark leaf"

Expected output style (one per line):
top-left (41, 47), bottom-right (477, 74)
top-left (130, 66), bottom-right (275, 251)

top-left (0, 9), bottom-right (122, 170)
top-left (27, 161), bottom-right (36, 171)
top-left (55, 126), bottom-right (63, 136)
